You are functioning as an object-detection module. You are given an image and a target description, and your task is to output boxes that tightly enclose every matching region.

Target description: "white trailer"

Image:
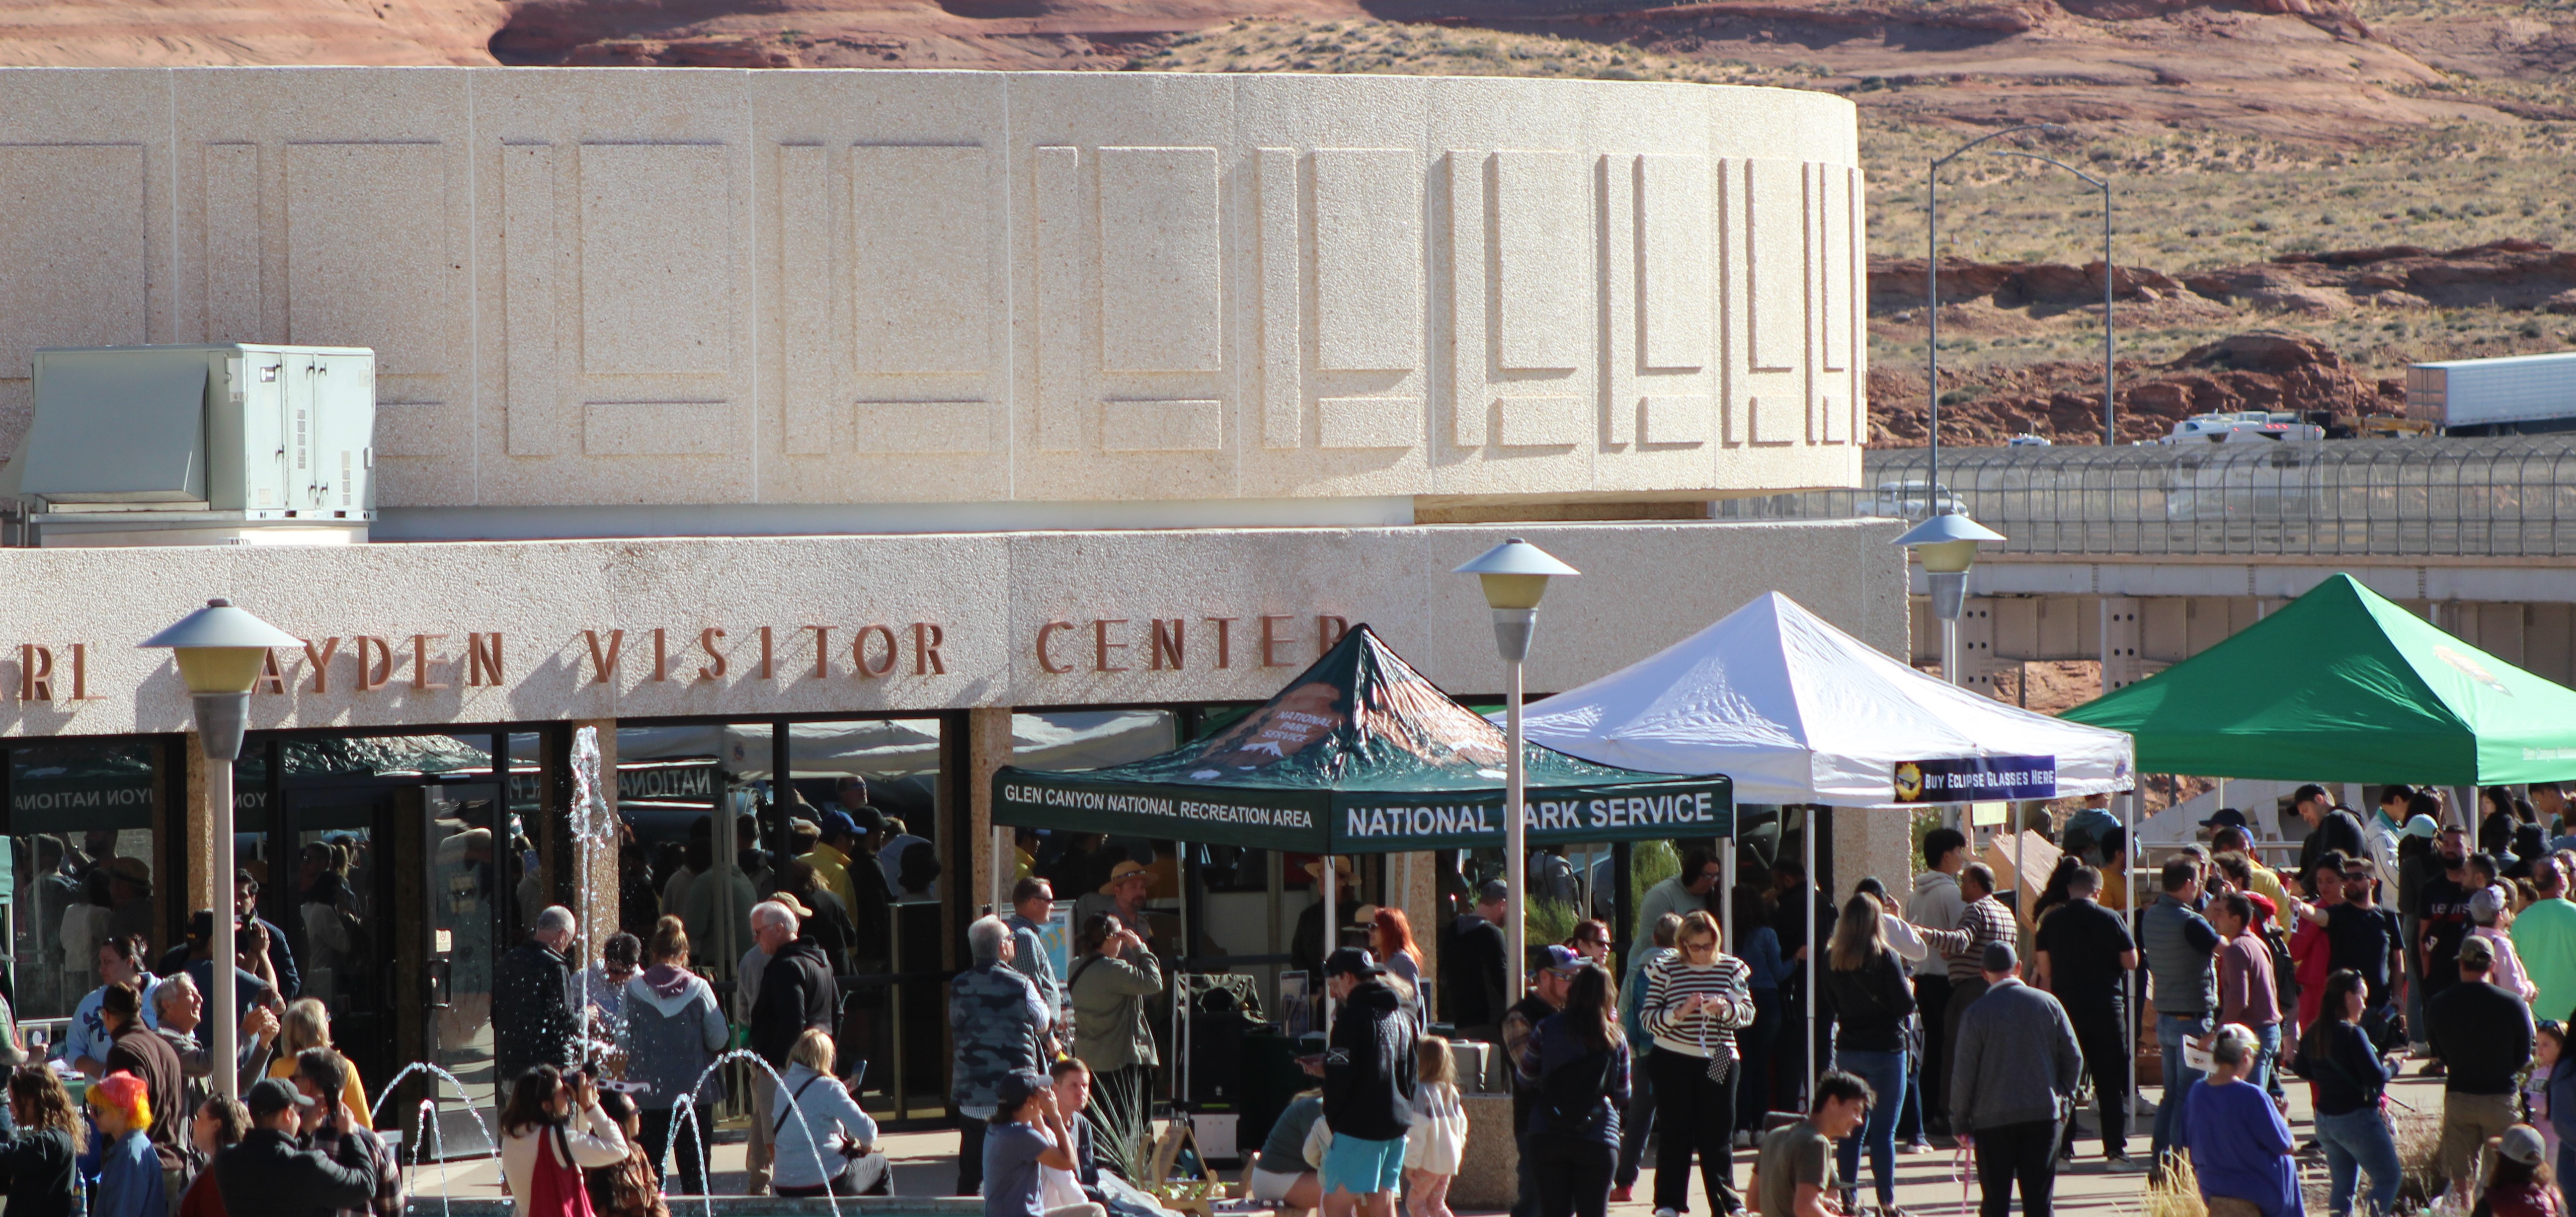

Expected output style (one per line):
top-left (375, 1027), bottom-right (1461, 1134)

top-left (2408, 350), bottom-right (2576, 436)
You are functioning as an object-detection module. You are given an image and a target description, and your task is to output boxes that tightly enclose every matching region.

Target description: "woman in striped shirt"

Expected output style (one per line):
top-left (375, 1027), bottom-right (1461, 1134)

top-left (1641, 909), bottom-right (1757, 1217)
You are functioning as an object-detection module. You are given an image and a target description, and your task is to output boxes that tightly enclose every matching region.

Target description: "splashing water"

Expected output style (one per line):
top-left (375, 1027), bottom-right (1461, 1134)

top-left (372, 1061), bottom-right (499, 1156)
top-left (568, 726), bottom-right (617, 1021)
top-left (373, 1061), bottom-right (498, 1212)
top-left (412, 1098), bottom-right (454, 1217)
top-left (676, 1049), bottom-right (847, 1217)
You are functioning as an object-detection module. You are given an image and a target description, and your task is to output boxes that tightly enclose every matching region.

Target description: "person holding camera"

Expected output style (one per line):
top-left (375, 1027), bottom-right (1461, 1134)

top-left (770, 1028), bottom-right (887, 1197)
top-left (497, 1065), bottom-right (631, 1217)
top-left (1069, 914), bottom-right (1163, 1157)
top-left (210, 1078), bottom-right (376, 1217)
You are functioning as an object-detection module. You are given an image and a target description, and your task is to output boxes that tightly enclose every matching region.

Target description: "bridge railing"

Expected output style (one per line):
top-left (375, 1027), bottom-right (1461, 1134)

top-left (1717, 437), bottom-right (2576, 557)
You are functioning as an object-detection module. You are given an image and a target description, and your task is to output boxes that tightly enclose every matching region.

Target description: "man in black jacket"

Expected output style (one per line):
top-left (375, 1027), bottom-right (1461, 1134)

top-left (492, 906), bottom-right (578, 1079)
top-left (1441, 881), bottom-right (1509, 1043)
top-left (215, 1079), bottom-right (377, 1217)
top-left (1321, 949), bottom-right (1416, 1217)
top-left (751, 898), bottom-right (837, 1068)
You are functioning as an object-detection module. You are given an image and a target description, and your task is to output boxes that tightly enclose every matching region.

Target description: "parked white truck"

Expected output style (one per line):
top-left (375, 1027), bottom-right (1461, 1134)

top-left (2407, 350), bottom-right (2576, 436)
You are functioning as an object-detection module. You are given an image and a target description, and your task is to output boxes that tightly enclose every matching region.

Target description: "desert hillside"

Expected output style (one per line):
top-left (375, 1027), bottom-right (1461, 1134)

top-left (8, 0), bottom-right (2576, 444)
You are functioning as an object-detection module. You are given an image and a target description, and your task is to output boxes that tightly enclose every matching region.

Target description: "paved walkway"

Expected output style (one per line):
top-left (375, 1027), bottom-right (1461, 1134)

top-left (402, 1066), bottom-right (2455, 1215)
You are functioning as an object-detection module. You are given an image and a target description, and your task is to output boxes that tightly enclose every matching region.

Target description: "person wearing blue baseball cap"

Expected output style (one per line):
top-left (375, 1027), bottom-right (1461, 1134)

top-left (799, 809), bottom-right (870, 922)
top-left (1502, 946), bottom-right (1584, 1217)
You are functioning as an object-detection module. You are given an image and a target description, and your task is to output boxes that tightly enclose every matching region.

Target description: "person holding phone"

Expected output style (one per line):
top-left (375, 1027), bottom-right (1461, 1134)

top-left (984, 1071), bottom-right (1101, 1217)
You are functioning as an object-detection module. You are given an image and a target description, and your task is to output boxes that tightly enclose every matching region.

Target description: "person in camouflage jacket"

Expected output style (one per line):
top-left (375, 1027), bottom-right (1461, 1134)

top-left (952, 915), bottom-right (1051, 1195)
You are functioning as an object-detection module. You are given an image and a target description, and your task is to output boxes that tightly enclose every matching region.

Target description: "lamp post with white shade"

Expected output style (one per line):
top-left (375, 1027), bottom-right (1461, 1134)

top-left (141, 598), bottom-right (301, 1102)
top-left (1453, 537), bottom-right (1579, 1006)
top-left (1892, 513), bottom-right (2006, 687)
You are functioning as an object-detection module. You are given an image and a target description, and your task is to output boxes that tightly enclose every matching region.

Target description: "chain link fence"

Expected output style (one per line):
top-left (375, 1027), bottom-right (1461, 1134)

top-left (1715, 438), bottom-right (2576, 557)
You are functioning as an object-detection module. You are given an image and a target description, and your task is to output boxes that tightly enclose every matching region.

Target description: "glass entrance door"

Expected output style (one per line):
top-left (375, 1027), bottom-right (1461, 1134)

top-left (417, 783), bottom-right (505, 1155)
top-left (277, 785), bottom-right (396, 1113)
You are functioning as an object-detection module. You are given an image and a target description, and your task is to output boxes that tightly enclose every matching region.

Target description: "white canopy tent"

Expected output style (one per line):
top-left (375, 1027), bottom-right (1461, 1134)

top-left (1513, 590), bottom-right (2138, 1113)
top-left (1515, 591), bottom-right (2136, 807)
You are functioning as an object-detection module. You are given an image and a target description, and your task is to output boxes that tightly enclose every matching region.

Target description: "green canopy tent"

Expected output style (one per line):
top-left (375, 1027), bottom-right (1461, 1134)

top-left (993, 623), bottom-right (1733, 854)
top-left (2061, 572), bottom-right (2576, 783)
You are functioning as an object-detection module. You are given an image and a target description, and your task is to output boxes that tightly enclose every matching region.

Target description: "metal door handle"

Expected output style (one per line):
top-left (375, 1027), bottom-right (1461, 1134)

top-left (427, 958), bottom-right (452, 1009)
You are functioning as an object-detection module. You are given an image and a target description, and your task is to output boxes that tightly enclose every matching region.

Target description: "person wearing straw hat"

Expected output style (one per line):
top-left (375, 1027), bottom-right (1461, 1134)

top-left (1074, 859), bottom-right (1155, 947)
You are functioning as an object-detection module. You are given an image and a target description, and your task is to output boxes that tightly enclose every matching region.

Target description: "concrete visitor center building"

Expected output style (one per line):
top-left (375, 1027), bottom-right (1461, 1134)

top-left (0, 67), bottom-right (1899, 1136)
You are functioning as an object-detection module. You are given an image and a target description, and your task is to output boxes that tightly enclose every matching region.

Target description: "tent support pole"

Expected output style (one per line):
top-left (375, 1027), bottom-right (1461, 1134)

top-left (1722, 841), bottom-right (1736, 953)
top-left (1805, 809), bottom-right (1818, 1102)
top-left (1506, 655), bottom-right (1528, 1011)
top-left (1324, 856), bottom-right (1336, 1038)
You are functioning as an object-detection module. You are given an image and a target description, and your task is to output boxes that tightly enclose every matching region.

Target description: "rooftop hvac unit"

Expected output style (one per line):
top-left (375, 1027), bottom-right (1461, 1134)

top-left (4, 344), bottom-right (377, 547)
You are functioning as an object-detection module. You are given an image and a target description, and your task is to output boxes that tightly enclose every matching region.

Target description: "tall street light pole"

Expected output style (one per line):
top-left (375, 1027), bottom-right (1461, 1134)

top-left (1893, 513), bottom-right (2006, 686)
top-left (1992, 150), bottom-right (2116, 447)
top-left (1454, 537), bottom-right (1579, 1006)
top-left (141, 598), bottom-right (302, 1102)
top-left (1927, 123), bottom-right (2069, 505)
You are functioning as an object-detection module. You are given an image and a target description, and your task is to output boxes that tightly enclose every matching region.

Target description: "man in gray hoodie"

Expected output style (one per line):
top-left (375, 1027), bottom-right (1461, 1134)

top-left (1950, 943), bottom-right (2083, 1217)
top-left (1906, 828), bottom-right (1969, 1136)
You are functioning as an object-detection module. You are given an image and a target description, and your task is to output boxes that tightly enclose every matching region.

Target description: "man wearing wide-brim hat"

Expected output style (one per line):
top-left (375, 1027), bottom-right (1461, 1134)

top-left (1074, 859), bottom-right (1155, 936)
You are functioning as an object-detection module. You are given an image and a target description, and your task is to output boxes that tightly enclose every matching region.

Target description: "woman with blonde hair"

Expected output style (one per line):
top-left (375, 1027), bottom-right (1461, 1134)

top-left (770, 1028), bottom-right (887, 1197)
top-left (265, 998), bottom-right (366, 1120)
top-left (622, 915), bottom-right (728, 1196)
top-left (1821, 892), bottom-right (1913, 1214)
top-left (1405, 1037), bottom-right (1468, 1217)
top-left (1640, 909), bottom-right (1754, 1217)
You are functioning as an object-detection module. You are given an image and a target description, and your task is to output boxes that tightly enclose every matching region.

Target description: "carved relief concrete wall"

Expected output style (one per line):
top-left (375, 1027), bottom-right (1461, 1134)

top-left (0, 68), bottom-right (1865, 509)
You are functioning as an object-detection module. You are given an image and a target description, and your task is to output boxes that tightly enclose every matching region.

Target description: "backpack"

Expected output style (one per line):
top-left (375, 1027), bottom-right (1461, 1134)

top-left (598, 1145), bottom-right (668, 1217)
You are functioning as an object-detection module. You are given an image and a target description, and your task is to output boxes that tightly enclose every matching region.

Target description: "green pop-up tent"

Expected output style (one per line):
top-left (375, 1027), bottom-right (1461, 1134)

top-left (993, 623), bottom-right (1732, 853)
top-left (2061, 572), bottom-right (2576, 783)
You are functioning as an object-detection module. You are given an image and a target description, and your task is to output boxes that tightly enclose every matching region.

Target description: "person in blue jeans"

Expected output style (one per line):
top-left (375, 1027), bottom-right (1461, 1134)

top-left (2140, 858), bottom-right (2222, 1169)
top-left (2295, 970), bottom-right (2402, 1217)
top-left (1820, 895), bottom-right (1912, 1213)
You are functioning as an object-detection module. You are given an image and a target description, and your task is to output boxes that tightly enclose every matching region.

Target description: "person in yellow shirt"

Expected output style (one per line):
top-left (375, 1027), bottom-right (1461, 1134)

top-left (800, 809), bottom-right (867, 917)
top-left (2211, 822), bottom-right (2297, 932)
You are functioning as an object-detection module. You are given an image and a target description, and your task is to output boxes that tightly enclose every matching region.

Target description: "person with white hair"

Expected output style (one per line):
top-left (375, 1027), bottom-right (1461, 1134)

top-left (2172, 1022), bottom-right (2299, 1217)
top-left (493, 906), bottom-right (579, 1081)
top-left (952, 913), bottom-right (1050, 1196)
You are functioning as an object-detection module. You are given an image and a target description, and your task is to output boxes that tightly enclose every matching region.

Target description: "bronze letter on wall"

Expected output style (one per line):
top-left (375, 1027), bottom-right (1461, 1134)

top-left (853, 625), bottom-right (899, 678)
top-left (1094, 619), bottom-right (1130, 673)
top-left (1317, 615), bottom-right (1349, 656)
top-left (1036, 621), bottom-right (1075, 675)
top-left (467, 633), bottom-right (504, 686)
top-left (255, 649), bottom-right (287, 696)
top-left (1150, 620), bottom-right (1184, 671)
top-left (1258, 614), bottom-right (1296, 667)
top-left (583, 629), bottom-right (625, 685)
top-left (353, 637), bottom-right (395, 692)
top-left (302, 637), bottom-right (341, 694)
top-left (698, 628), bottom-right (728, 682)
top-left (18, 645), bottom-right (51, 702)
top-left (411, 634), bottom-right (452, 690)
top-left (1204, 617), bottom-right (1237, 669)
top-left (910, 623), bottom-right (945, 676)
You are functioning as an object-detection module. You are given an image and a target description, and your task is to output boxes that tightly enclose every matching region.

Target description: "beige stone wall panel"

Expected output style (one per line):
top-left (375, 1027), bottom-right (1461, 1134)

top-left (0, 519), bottom-right (1901, 737)
top-left (468, 70), bottom-right (758, 506)
top-left (0, 69), bottom-right (1864, 507)
top-left (168, 68), bottom-right (475, 503)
